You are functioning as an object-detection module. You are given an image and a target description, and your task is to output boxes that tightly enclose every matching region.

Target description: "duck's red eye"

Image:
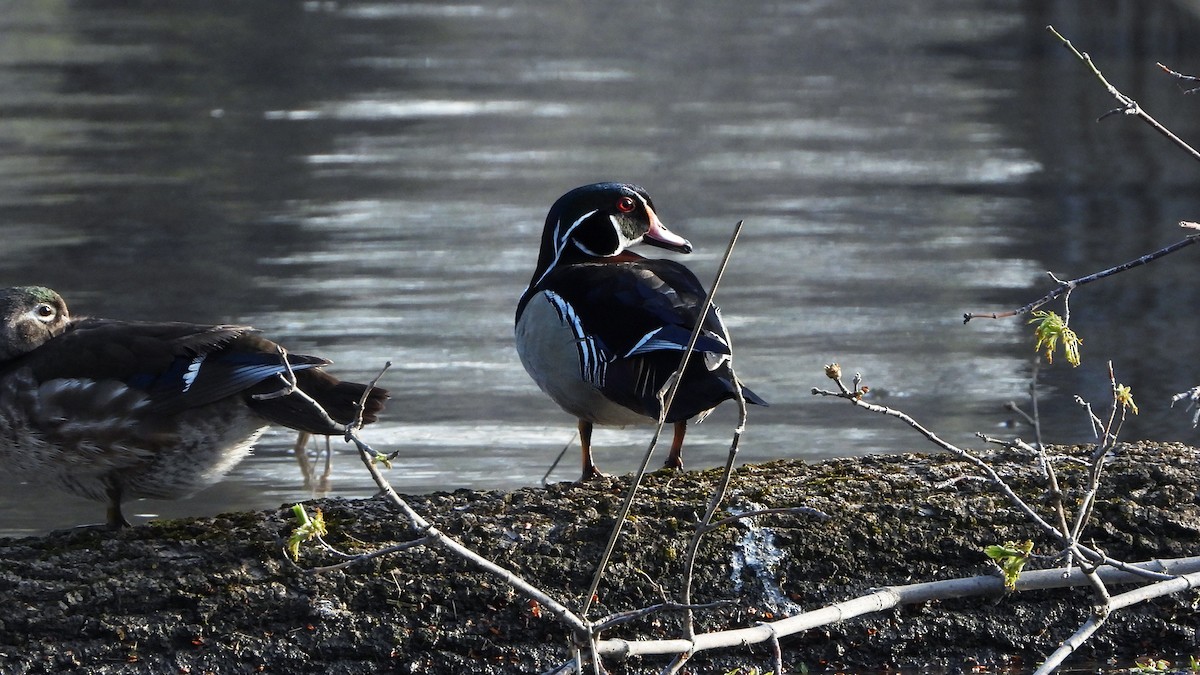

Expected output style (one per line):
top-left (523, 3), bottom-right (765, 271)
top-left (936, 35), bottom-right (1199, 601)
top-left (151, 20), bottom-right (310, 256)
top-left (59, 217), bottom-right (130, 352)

top-left (616, 196), bottom-right (637, 213)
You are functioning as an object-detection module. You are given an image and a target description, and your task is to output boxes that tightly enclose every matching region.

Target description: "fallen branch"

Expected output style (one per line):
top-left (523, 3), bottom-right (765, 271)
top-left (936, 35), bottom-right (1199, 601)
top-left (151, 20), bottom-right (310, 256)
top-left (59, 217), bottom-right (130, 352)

top-left (1036, 568), bottom-right (1200, 674)
top-left (544, 556), bottom-right (1200, 672)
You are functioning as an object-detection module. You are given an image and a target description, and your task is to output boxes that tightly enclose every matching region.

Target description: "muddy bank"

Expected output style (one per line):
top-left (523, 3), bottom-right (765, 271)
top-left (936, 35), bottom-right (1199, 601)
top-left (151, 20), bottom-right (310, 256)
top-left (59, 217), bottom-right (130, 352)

top-left (1, 441), bottom-right (1199, 673)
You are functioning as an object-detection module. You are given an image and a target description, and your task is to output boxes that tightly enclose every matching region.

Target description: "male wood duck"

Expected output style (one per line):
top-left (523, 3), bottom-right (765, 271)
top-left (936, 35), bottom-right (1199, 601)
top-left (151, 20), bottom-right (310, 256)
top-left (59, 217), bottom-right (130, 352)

top-left (515, 183), bottom-right (766, 481)
top-left (0, 286), bottom-right (388, 528)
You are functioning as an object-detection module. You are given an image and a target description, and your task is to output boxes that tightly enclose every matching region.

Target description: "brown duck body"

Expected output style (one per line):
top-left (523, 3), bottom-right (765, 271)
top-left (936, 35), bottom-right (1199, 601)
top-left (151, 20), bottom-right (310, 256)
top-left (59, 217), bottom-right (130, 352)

top-left (0, 287), bottom-right (387, 527)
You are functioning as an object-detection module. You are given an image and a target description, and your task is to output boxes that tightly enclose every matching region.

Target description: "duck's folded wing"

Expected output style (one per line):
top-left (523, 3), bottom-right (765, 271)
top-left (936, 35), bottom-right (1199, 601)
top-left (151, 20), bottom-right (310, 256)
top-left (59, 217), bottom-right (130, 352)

top-left (545, 259), bottom-right (732, 360)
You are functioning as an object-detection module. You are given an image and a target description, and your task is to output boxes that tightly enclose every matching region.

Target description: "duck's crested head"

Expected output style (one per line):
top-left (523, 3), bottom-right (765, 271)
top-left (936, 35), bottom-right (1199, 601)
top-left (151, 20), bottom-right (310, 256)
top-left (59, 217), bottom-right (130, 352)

top-left (544, 182), bottom-right (692, 259)
top-left (0, 286), bottom-right (70, 361)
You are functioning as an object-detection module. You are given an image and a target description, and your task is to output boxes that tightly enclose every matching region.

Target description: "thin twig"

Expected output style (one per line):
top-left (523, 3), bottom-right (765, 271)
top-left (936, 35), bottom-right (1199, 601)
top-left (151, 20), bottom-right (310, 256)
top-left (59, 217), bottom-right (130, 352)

top-left (813, 377), bottom-right (1064, 539)
top-left (661, 652), bottom-right (691, 675)
top-left (1074, 395), bottom-right (1104, 439)
top-left (1014, 353), bottom-right (1084, 576)
top-left (581, 220), bottom-right (745, 619)
top-left (963, 235), bottom-right (1200, 322)
top-left (764, 621), bottom-right (784, 675)
top-left (1028, 357), bottom-right (1045, 451)
top-left (272, 371), bottom-right (346, 432)
top-left (679, 366), bottom-right (748, 638)
top-left (546, 556), bottom-right (1200, 673)
top-left (811, 374), bottom-right (1154, 580)
top-left (343, 428), bottom-right (591, 636)
top-left (304, 535), bottom-right (434, 573)
top-left (1037, 569), bottom-right (1200, 672)
top-left (1157, 61), bottom-right (1200, 95)
top-left (1069, 364), bottom-right (1126, 549)
top-left (350, 360), bottom-right (392, 430)
top-left (1045, 25), bottom-right (1200, 160)
top-left (590, 600), bottom-right (732, 633)
top-left (251, 346), bottom-right (300, 400)
top-left (1033, 614), bottom-right (1108, 675)
top-left (541, 431), bottom-right (577, 486)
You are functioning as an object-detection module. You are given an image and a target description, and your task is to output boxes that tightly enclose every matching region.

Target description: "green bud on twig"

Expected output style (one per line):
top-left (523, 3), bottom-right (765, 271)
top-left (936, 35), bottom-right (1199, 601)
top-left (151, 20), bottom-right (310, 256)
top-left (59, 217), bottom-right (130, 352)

top-left (984, 540), bottom-right (1033, 591)
top-left (1115, 383), bottom-right (1139, 415)
top-left (287, 504), bottom-right (327, 561)
top-left (1029, 311), bottom-right (1082, 367)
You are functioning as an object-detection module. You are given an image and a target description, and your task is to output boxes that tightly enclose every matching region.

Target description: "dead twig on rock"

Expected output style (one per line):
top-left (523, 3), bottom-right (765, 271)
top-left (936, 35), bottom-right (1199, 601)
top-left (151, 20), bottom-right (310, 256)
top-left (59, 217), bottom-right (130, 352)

top-left (674, 376), bottom-right (747, 645)
top-left (546, 556), bottom-right (1200, 673)
top-left (811, 361), bottom-right (1193, 672)
top-left (343, 427), bottom-right (591, 636)
top-left (590, 600), bottom-right (732, 634)
top-left (581, 220), bottom-right (745, 621)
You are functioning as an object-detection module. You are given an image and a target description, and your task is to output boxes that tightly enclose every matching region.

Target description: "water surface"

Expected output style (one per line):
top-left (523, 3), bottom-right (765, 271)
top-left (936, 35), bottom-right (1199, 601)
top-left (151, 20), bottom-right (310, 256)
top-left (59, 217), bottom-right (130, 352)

top-left (3, 1), bottom-right (1200, 536)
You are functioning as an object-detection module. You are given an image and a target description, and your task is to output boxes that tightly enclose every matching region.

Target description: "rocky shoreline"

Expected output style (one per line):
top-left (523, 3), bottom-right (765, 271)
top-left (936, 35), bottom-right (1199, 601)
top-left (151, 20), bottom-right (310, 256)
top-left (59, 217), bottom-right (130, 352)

top-left (2, 441), bottom-right (1199, 673)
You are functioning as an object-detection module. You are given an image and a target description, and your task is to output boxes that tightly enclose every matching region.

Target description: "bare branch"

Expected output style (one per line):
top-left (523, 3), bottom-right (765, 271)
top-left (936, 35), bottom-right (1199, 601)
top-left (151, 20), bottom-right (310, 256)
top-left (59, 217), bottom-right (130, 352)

top-left (581, 220), bottom-right (745, 620)
top-left (590, 600), bottom-right (732, 633)
top-left (813, 377), bottom-right (1066, 541)
top-left (546, 557), bottom-right (1200, 672)
top-left (251, 346), bottom-right (300, 400)
top-left (350, 360), bottom-right (392, 431)
top-left (1044, 25), bottom-right (1200, 160)
top-left (540, 431), bottom-right (577, 486)
top-left (679, 364), bottom-right (749, 638)
top-left (1170, 383), bottom-right (1200, 427)
top-left (1037, 569), bottom-right (1200, 672)
top-left (812, 371), bottom-right (1166, 581)
top-left (342, 428), bottom-right (591, 636)
top-left (963, 235), bottom-right (1200, 323)
top-left (304, 535), bottom-right (434, 573)
top-left (1158, 61), bottom-right (1200, 95)
top-left (1034, 613), bottom-right (1108, 675)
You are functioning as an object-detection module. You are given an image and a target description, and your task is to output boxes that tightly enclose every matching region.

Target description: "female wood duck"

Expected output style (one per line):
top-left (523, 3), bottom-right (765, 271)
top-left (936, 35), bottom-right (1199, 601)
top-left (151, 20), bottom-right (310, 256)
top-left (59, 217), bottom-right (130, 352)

top-left (0, 286), bottom-right (388, 528)
top-left (515, 183), bottom-right (766, 481)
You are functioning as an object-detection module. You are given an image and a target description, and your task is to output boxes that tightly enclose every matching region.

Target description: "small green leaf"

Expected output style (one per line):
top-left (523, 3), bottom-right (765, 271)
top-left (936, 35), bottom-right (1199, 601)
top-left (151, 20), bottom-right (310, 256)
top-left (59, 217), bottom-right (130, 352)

top-left (287, 504), bottom-right (327, 561)
top-left (374, 452), bottom-right (393, 469)
top-left (1029, 310), bottom-right (1082, 367)
top-left (985, 539), bottom-right (1033, 591)
top-left (1115, 383), bottom-right (1139, 415)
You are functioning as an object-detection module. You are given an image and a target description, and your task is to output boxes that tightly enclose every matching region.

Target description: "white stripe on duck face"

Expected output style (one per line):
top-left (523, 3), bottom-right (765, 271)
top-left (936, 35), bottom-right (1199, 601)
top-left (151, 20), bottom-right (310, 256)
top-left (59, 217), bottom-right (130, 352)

top-left (530, 206), bottom-right (648, 292)
top-left (530, 209), bottom-right (600, 291)
top-left (545, 290), bottom-right (608, 388)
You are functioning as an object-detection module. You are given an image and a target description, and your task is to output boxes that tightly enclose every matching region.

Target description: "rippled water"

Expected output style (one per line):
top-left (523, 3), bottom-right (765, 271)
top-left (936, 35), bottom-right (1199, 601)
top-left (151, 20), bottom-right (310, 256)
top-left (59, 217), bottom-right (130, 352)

top-left (3, 1), bottom-right (1200, 536)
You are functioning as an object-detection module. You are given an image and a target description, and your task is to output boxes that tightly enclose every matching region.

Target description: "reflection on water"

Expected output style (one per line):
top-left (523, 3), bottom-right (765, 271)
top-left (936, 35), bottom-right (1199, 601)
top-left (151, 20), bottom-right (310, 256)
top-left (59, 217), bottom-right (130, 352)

top-left (2, 1), bottom-right (1200, 536)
